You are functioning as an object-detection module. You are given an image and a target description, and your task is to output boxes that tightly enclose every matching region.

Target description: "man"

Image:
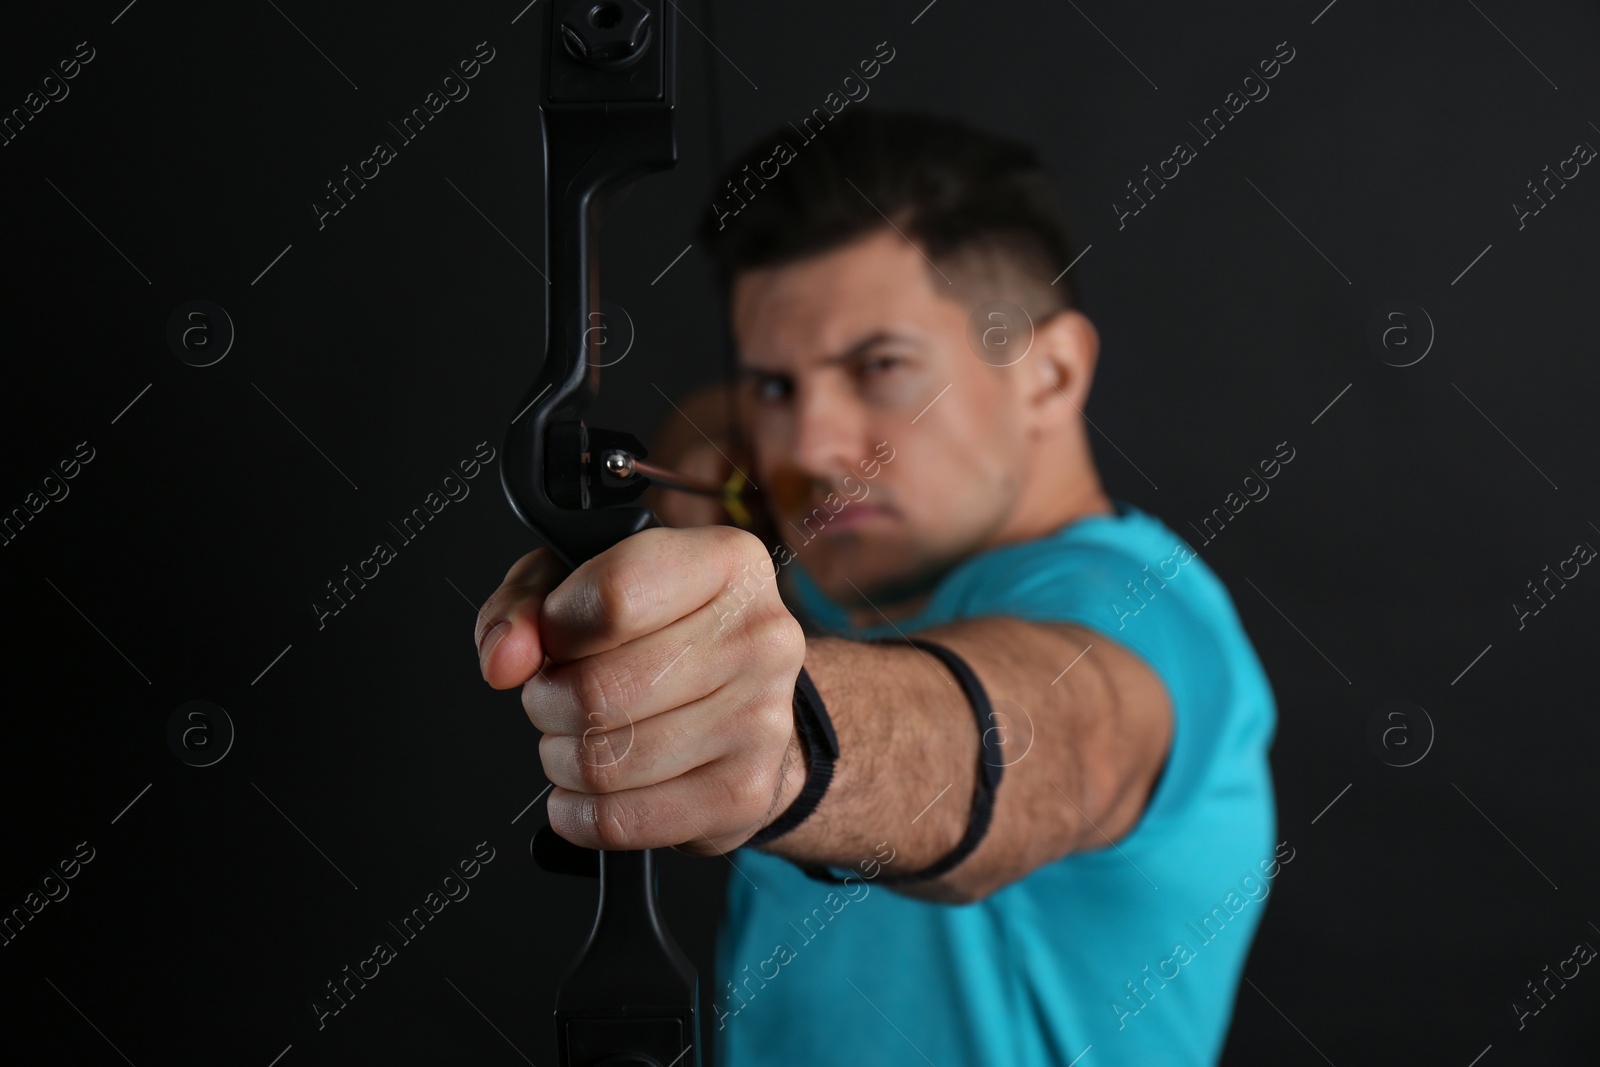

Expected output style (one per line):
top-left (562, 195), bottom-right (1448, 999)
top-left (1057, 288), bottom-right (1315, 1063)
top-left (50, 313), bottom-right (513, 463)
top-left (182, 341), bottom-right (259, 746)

top-left (474, 109), bottom-right (1279, 1065)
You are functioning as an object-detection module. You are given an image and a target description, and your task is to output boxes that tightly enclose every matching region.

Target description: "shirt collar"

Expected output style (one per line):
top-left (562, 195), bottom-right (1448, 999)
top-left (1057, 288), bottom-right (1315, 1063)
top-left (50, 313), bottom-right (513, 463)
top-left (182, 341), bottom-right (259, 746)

top-left (783, 498), bottom-right (1137, 638)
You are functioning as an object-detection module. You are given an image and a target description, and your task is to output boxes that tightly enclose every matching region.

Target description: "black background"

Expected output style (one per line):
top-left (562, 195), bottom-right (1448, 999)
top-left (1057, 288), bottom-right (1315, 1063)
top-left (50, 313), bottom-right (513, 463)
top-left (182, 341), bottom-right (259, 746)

top-left (3, 0), bottom-right (1597, 1064)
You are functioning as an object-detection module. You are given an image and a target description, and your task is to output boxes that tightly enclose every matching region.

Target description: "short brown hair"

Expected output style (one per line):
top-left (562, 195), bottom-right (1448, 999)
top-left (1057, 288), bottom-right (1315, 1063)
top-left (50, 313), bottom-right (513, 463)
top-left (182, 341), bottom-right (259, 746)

top-left (697, 107), bottom-right (1082, 317)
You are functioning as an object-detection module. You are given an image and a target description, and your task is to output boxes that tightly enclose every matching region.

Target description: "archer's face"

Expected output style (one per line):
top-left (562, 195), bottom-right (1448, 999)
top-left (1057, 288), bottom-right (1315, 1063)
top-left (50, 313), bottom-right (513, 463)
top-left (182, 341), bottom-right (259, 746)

top-left (729, 228), bottom-right (1029, 614)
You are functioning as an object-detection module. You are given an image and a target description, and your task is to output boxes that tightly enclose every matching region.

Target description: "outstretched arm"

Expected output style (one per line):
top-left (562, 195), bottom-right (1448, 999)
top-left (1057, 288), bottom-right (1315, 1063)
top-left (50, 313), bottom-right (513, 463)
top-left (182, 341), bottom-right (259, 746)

top-left (474, 525), bottom-right (1172, 904)
top-left (771, 620), bottom-right (1171, 904)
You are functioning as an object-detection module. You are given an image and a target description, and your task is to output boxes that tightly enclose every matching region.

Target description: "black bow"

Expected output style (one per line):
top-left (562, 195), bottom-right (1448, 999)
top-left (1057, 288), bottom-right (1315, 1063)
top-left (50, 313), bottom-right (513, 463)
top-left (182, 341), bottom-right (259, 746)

top-left (500, 2), bottom-right (701, 1064)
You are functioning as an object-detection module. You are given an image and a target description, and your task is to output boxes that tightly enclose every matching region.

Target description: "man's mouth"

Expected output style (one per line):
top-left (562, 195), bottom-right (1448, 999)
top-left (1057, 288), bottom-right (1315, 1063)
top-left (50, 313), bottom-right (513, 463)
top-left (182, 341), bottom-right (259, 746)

top-left (791, 501), bottom-right (894, 537)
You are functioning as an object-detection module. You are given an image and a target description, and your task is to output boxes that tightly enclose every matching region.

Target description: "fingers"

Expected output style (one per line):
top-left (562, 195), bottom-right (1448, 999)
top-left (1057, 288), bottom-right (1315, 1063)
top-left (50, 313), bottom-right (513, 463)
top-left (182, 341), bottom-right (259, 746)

top-left (537, 525), bottom-right (763, 662)
top-left (544, 747), bottom-right (784, 854)
top-left (537, 690), bottom-right (734, 796)
top-left (537, 661), bottom-right (799, 852)
top-left (475, 549), bottom-right (569, 690)
top-left (522, 594), bottom-right (799, 735)
top-left (478, 523), bottom-right (807, 855)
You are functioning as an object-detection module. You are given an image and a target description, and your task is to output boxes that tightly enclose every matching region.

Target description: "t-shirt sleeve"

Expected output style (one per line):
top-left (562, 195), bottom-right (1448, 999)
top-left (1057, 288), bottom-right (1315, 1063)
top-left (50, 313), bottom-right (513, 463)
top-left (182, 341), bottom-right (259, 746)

top-left (938, 536), bottom-right (1244, 848)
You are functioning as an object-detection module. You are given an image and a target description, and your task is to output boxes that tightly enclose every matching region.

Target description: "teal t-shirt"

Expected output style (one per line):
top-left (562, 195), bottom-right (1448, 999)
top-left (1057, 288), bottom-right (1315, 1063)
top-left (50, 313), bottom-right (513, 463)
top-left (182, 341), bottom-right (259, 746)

top-left (713, 500), bottom-right (1279, 1066)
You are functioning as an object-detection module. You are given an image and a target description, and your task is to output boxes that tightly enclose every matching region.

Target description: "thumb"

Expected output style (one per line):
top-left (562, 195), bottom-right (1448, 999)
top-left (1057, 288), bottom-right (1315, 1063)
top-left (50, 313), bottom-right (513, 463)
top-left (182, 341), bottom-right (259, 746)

top-left (476, 549), bottom-right (569, 689)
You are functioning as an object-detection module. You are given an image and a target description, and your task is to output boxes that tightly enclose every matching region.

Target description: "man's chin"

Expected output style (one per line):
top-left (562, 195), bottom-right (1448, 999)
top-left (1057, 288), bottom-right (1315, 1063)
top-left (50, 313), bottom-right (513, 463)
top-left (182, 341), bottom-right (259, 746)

top-left (796, 537), bottom-right (944, 610)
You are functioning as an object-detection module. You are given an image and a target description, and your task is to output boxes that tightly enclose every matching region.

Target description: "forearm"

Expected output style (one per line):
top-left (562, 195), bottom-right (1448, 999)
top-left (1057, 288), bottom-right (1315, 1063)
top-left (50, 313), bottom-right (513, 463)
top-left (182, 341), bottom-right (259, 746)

top-left (762, 634), bottom-right (980, 900)
top-left (757, 620), bottom-right (1171, 904)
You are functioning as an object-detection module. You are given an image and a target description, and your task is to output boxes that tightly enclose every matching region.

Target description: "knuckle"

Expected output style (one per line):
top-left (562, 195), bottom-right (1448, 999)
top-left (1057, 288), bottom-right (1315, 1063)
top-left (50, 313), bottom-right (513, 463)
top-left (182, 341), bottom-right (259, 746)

top-left (588, 794), bottom-right (634, 851)
top-left (584, 570), bottom-right (628, 634)
top-left (659, 720), bottom-right (691, 768)
top-left (588, 557), bottom-right (655, 634)
top-left (575, 658), bottom-right (630, 727)
top-left (723, 759), bottom-right (772, 817)
top-left (759, 690), bottom-right (797, 739)
top-left (747, 610), bottom-right (806, 667)
top-left (748, 696), bottom-right (796, 760)
top-left (575, 742), bottom-right (619, 793)
top-left (714, 524), bottom-right (761, 566)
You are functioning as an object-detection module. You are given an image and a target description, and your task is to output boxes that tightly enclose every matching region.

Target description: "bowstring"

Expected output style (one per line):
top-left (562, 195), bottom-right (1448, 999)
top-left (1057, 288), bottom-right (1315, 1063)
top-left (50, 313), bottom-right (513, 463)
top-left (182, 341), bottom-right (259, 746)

top-left (697, 0), bottom-right (749, 532)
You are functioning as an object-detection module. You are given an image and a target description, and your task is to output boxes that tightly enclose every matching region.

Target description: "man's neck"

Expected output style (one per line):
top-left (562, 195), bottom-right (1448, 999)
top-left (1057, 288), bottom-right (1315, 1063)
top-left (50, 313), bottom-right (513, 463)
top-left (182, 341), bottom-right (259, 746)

top-left (839, 483), bottom-right (1116, 630)
top-left (844, 592), bottom-right (932, 630)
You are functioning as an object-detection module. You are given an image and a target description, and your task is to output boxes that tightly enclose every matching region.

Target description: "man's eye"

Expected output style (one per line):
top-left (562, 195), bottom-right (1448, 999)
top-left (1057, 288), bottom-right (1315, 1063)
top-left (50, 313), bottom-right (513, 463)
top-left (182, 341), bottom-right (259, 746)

top-left (862, 356), bottom-right (902, 375)
top-left (755, 375), bottom-right (792, 402)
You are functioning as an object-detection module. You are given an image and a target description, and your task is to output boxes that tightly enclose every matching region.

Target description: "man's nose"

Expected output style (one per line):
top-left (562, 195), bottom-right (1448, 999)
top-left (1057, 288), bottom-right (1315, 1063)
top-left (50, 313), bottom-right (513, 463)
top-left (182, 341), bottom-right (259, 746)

top-left (790, 383), bottom-right (863, 480)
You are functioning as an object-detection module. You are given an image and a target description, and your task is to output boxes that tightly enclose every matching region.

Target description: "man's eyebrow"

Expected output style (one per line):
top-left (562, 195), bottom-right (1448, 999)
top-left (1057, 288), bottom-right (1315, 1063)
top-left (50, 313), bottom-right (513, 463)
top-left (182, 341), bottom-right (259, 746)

top-left (738, 330), bottom-right (915, 375)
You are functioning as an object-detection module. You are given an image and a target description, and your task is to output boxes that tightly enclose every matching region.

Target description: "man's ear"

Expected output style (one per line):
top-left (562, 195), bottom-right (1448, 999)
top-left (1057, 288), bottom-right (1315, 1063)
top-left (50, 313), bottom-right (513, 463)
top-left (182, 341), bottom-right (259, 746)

top-left (1019, 309), bottom-right (1099, 430)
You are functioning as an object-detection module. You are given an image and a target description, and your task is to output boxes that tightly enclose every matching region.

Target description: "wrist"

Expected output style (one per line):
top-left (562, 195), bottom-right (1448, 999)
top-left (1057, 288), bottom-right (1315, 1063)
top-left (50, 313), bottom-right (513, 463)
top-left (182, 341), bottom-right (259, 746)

top-left (746, 666), bottom-right (838, 849)
top-left (772, 720), bottom-right (810, 820)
